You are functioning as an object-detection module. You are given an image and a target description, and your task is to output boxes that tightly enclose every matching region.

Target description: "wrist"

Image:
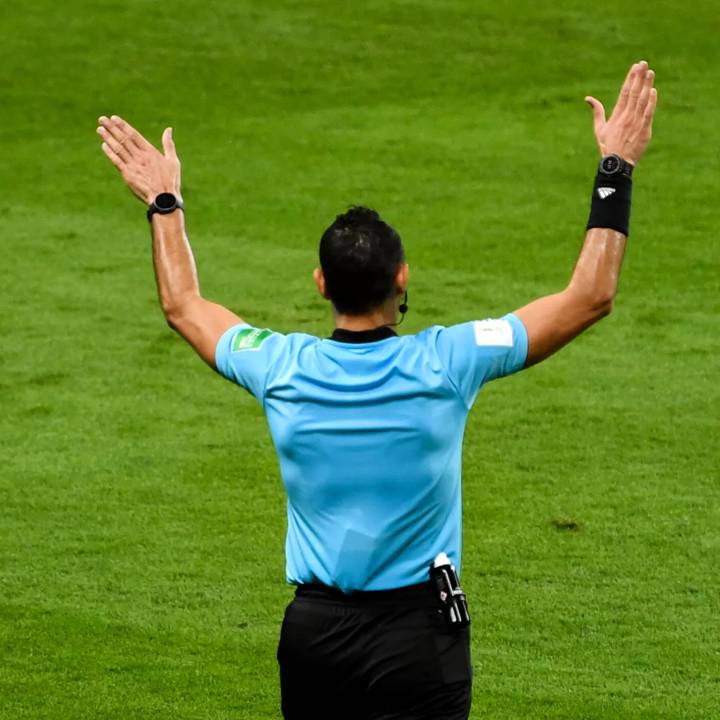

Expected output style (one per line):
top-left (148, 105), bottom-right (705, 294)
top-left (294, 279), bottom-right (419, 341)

top-left (599, 145), bottom-right (637, 167)
top-left (586, 166), bottom-right (632, 237)
top-left (599, 154), bottom-right (634, 178)
top-left (147, 192), bottom-right (184, 223)
top-left (147, 190), bottom-right (182, 203)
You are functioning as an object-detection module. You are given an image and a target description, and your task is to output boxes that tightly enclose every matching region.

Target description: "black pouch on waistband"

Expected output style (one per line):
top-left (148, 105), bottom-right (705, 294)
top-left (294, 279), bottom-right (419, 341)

top-left (430, 553), bottom-right (470, 629)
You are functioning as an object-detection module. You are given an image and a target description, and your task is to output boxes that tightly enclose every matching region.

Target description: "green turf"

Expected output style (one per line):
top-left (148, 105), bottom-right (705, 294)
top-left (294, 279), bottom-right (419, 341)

top-left (1, 1), bottom-right (718, 718)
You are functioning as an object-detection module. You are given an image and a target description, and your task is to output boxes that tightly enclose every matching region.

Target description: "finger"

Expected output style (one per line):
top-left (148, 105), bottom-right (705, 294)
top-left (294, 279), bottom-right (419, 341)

top-left (101, 141), bottom-right (124, 171)
top-left (111, 115), bottom-right (149, 150)
top-left (625, 61), bottom-right (649, 114)
top-left (613, 62), bottom-right (639, 116)
top-left (162, 127), bottom-right (177, 158)
top-left (102, 115), bottom-right (151, 152)
top-left (98, 115), bottom-right (134, 149)
top-left (637, 69), bottom-right (655, 115)
top-left (585, 96), bottom-right (606, 134)
top-left (98, 116), bottom-right (139, 158)
top-left (97, 125), bottom-right (132, 162)
top-left (642, 87), bottom-right (658, 128)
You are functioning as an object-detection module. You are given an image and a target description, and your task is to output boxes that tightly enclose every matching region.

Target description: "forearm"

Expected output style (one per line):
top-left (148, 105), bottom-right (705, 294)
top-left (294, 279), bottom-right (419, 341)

top-left (514, 219), bottom-right (630, 366)
top-left (566, 227), bottom-right (627, 315)
top-left (151, 210), bottom-right (200, 321)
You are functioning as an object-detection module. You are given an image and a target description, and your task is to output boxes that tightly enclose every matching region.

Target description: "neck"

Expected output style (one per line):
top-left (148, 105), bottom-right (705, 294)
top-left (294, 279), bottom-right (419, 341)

top-left (334, 301), bottom-right (398, 331)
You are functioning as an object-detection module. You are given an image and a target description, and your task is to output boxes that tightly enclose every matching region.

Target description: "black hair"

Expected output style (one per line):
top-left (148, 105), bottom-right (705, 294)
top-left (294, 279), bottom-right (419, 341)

top-left (319, 207), bottom-right (405, 315)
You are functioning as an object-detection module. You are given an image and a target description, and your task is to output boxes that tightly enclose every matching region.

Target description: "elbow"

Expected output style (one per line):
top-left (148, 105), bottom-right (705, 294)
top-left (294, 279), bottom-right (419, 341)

top-left (593, 295), bottom-right (614, 319)
top-left (160, 292), bottom-right (197, 330)
top-left (567, 286), bottom-right (615, 322)
top-left (588, 295), bottom-right (615, 322)
top-left (162, 304), bottom-right (184, 331)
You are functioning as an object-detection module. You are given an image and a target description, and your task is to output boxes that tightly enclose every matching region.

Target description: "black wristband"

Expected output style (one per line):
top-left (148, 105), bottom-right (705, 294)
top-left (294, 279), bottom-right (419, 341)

top-left (586, 172), bottom-right (632, 237)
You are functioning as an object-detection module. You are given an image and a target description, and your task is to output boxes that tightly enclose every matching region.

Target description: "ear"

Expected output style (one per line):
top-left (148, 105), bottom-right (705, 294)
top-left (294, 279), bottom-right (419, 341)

top-left (313, 267), bottom-right (330, 299)
top-left (396, 263), bottom-right (410, 295)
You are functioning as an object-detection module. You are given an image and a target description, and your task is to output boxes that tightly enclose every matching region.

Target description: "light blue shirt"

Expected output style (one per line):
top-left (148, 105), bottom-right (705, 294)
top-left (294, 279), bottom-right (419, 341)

top-left (216, 314), bottom-right (528, 592)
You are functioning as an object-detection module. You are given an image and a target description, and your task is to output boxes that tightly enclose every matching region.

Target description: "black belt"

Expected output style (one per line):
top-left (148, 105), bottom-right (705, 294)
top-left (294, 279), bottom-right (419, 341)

top-left (295, 581), bottom-right (438, 608)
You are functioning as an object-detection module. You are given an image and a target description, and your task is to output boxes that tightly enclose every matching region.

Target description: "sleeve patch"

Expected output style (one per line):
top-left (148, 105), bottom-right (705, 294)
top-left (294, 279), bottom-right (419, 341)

top-left (473, 319), bottom-right (513, 347)
top-left (231, 328), bottom-right (272, 352)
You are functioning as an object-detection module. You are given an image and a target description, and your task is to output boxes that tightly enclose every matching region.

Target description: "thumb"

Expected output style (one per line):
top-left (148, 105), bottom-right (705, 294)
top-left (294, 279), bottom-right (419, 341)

top-left (584, 96), bottom-right (606, 132)
top-left (162, 127), bottom-right (177, 158)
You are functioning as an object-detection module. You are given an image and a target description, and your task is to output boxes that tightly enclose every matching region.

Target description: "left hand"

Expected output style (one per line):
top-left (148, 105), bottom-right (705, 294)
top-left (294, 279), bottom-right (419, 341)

top-left (97, 115), bottom-right (181, 204)
top-left (584, 61), bottom-right (657, 166)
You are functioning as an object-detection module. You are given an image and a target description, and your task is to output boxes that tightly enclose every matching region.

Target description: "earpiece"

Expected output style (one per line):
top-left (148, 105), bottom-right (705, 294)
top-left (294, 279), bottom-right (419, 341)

top-left (399, 291), bottom-right (409, 315)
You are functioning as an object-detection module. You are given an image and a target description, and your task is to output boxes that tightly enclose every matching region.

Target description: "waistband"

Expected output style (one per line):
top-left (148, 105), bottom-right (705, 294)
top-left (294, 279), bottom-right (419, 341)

top-left (294, 581), bottom-right (438, 607)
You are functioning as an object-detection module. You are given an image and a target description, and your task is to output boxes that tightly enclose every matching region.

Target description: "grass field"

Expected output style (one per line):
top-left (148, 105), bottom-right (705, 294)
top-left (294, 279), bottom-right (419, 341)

top-left (1, 1), bottom-right (718, 718)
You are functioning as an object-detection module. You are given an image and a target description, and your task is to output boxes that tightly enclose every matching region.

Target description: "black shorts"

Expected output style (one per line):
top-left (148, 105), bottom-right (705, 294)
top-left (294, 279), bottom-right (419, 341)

top-left (277, 582), bottom-right (472, 720)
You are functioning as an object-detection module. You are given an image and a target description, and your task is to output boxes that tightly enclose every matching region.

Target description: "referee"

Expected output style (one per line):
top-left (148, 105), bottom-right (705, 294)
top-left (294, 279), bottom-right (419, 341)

top-left (98, 61), bottom-right (656, 719)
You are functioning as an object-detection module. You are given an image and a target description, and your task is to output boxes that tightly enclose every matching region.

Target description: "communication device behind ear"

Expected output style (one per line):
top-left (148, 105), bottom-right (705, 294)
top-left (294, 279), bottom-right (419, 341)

top-left (399, 291), bottom-right (409, 315)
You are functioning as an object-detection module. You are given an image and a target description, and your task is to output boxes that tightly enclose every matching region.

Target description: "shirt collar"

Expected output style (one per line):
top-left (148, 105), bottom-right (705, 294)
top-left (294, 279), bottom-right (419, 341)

top-left (329, 326), bottom-right (398, 344)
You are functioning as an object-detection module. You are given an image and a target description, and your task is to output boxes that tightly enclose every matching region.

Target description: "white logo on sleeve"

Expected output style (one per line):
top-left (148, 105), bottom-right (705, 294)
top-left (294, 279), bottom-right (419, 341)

top-left (473, 319), bottom-right (513, 347)
top-left (597, 187), bottom-right (616, 199)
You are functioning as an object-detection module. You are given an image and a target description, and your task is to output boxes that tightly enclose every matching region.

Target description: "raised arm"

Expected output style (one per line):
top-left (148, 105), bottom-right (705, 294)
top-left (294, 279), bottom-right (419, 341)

top-left (97, 116), bottom-right (243, 367)
top-left (515, 61), bottom-right (657, 366)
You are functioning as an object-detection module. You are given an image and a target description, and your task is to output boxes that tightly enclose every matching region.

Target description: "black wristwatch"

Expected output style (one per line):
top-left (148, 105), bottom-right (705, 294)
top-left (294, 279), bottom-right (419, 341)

top-left (147, 192), bottom-right (184, 222)
top-left (599, 154), bottom-right (634, 178)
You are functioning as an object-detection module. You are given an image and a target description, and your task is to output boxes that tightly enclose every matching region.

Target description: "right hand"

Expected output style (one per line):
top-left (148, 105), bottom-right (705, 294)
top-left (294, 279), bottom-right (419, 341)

top-left (97, 115), bottom-right (182, 204)
top-left (585, 61), bottom-right (657, 166)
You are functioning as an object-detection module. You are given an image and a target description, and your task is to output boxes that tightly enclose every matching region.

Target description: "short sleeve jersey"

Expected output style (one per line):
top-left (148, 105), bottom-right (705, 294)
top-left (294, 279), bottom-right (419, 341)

top-left (216, 315), bottom-right (528, 592)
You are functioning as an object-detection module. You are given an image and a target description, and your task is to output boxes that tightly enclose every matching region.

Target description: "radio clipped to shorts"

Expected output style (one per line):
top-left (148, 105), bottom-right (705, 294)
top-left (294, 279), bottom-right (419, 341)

top-left (430, 553), bottom-right (470, 629)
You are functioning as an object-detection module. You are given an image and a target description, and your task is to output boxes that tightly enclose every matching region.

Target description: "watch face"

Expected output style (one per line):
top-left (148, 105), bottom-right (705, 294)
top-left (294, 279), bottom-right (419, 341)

top-left (155, 192), bottom-right (176, 210)
top-left (601, 155), bottom-right (621, 174)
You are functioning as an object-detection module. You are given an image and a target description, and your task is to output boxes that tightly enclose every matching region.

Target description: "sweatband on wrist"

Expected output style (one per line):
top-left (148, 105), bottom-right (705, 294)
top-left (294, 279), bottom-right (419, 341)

top-left (586, 172), bottom-right (632, 237)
